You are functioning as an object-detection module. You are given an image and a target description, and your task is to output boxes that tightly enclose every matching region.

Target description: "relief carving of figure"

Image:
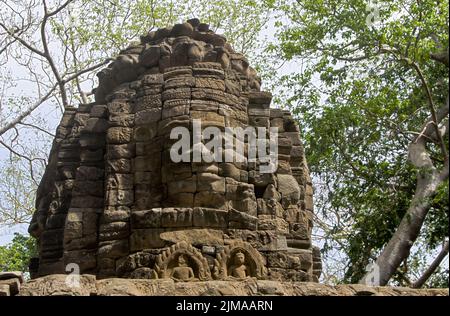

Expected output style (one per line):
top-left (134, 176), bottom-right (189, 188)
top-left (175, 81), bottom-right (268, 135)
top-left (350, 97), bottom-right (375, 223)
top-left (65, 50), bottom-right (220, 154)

top-left (171, 254), bottom-right (197, 282)
top-left (229, 251), bottom-right (249, 279)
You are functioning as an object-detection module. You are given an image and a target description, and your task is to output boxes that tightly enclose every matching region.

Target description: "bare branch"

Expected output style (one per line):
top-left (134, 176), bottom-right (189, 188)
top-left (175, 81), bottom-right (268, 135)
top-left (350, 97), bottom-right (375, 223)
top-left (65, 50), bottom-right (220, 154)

top-left (18, 122), bottom-right (55, 137)
top-left (40, 0), bottom-right (71, 106)
top-left (0, 22), bottom-right (46, 57)
top-left (379, 45), bottom-right (448, 161)
top-left (0, 140), bottom-right (45, 186)
top-left (46, 0), bottom-right (74, 17)
top-left (0, 84), bottom-right (57, 137)
top-left (412, 240), bottom-right (449, 288)
top-left (62, 58), bottom-right (112, 84)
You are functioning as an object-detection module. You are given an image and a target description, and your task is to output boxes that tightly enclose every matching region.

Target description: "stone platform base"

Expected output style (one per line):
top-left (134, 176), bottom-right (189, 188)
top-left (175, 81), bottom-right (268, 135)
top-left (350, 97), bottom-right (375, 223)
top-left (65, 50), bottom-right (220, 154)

top-left (17, 274), bottom-right (448, 296)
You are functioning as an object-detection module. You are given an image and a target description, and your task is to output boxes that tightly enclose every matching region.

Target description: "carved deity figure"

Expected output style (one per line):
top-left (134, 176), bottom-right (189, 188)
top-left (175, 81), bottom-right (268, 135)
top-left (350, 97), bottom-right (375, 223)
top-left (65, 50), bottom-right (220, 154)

top-left (229, 251), bottom-right (249, 279)
top-left (171, 254), bottom-right (196, 282)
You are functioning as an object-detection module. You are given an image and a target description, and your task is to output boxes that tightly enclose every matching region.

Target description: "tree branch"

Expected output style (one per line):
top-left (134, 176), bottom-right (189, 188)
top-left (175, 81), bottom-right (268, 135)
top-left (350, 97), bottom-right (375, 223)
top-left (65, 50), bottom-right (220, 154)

top-left (18, 122), bottom-right (55, 137)
top-left (40, 0), bottom-right (73, 107)
top-left (62, 58), bottom-right (112, 84)
top-left (379, 45), bottom-right (448, 161)
top-left (412, 240), bottom-right (449, 288)
top-left (430, 49), bottom-right (449, 67)
top-left (0, 84), bottom-right (57, 137)
top-left (0, 22), bottom-right (46, 57)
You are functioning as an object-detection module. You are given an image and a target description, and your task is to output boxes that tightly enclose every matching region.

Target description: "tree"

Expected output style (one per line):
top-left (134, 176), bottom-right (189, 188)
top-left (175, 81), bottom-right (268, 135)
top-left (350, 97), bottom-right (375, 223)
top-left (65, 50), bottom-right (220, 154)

top-left (0, 233), bottom-right (37, 272)
top-left (268, 0), bottom-right (448, 286)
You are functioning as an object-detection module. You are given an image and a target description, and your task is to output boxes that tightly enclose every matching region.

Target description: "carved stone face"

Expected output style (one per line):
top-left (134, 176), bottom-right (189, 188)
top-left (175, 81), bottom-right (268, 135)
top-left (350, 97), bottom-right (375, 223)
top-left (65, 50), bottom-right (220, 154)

top-left (28, 19), bottom-right (320, 281)
top-left (234, 252), bottom-right (245, 265)
top-left (178, 254), bottom-right (188, 267)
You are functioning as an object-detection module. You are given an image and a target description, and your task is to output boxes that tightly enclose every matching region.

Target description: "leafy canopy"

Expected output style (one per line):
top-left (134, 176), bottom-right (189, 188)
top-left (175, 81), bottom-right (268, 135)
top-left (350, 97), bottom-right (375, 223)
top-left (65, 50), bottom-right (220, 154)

top-left (267, 0), bottom-right (449, 285)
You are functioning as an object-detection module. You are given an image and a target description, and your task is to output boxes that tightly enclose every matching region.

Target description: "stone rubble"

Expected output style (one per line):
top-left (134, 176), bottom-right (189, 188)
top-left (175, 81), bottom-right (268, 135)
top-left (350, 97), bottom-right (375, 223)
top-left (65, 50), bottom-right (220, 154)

top-left (0, 271), bottom-right (24, 296)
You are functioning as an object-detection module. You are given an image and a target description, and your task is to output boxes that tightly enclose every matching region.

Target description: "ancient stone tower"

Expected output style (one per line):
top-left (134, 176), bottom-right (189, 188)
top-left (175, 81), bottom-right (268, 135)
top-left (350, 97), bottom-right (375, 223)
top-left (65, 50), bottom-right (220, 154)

top-left (28, 19), bottom-right (321, 282)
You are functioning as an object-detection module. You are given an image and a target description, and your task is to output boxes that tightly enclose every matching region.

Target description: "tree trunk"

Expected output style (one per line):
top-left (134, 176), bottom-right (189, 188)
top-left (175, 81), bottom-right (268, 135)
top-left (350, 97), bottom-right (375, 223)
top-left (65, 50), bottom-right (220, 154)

top-left (362, 167), bottom-right (448, 285)
top-left (360, 98), bottom-right (449, 286)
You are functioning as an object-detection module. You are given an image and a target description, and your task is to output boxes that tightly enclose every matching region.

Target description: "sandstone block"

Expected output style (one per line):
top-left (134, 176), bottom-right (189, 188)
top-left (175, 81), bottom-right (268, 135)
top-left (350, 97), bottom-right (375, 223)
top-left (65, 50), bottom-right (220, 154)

top-left (194, 191), bottom-right (226, 209)
top-left (106, 159), bottom-right (132, 173)
top-left (161, 208), bottom-right (193, 227)
top-left (135, 108), bottom-right (162, 125)
top-left (228, 209), bottom-right (258, 230)
top-left (165, 76), bottom-right (195, 89)
top-left (265, 252), bottom-right (301, 270)
top-left (193, 207), bottom-right (228, 228)
top-left (107, 127), bottom-right (133, 144)
top-left (162, 88), bottom-right (191, 101)
top-left (129, 229), bottom-right (165, 251)
top-left (131, 209), bottom-right (162, 228)
top-left (98, 240), bottom-right (129, 258)
top-left (107, 144), bottom-right (135, 159)
top-left (159, 228), bottom-right (224, 246)
top-left (140, 45), bottom-right (160, 67)
top-left (106, 189), bottom-right (134, 206)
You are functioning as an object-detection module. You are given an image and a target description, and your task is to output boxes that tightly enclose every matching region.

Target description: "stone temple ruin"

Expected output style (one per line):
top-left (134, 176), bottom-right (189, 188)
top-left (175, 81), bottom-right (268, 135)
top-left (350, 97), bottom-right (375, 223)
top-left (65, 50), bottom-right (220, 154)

top-left (28, 18), bottom-right (322, 283)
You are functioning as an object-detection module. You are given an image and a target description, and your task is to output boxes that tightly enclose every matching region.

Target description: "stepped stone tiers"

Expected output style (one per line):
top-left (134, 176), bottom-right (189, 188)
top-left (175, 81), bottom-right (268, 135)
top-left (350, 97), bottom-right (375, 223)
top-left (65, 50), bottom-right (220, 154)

top-left (28, 19), bottom-right (321, 282)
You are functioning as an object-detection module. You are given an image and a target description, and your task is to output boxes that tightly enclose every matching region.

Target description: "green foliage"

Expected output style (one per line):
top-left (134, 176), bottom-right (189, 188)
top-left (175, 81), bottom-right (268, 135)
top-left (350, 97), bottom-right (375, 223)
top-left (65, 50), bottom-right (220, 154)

top-left (427, 267), bottom-right (449, 288)
top-left (269, 0), bottom-right (449, 285)
top-left (0, 233), bottom-right (37, 272)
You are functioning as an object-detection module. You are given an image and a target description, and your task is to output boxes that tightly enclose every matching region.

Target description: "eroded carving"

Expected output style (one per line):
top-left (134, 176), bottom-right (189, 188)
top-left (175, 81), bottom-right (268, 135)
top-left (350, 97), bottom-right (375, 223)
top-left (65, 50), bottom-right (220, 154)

top-left (170, 254), bottom-right (197, 282)
top-left (28, 18), bottom-right (322, 282)
top-left (155, 241), bottom-right (211, 281)
top-left (213, 241), bottom-right (267, 280)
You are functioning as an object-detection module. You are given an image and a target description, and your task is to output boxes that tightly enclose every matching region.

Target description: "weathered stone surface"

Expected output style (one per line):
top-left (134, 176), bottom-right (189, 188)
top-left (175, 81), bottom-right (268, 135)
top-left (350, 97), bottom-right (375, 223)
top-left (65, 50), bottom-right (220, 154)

top-left (130, 229), bottom-right (165, 251)
top-left (0, 284), bottom-right (10, 296)
top-left (277, 174), bottom-right (301, 201)
top-left (228, 209), bottom-right (258, 230)
top-left (101, 208), bottom-right (130, 223)
top-left (107, 144), bottom-right (135, 159)
top-left (17, 275), bottom-right (450, 296)
top-left (0, 278), bottom-right (21, 295)
top-left (98, 240), bottom-right (129, 258)
top-left (107, 127), bottom-right (133, 144)
top-left (64, 249), bottom-right (97, 271)
top-left (106, 189), bottom-right (134, 206)
top-left (140, 45), bottom-right (160, 67)
top-left (99, 222), bottom-right (129, 241)
top-left (193, 207), bottom-right (228, 228)
top-left (161, 208), bottom-right (193, 227)
top-left (18, 275), bottom-right (97, 296)
top-left (27, 19), bottom-right (323, 283)
top-left (194, 191), bottom-right (227, 209)
top-left (131, 209), bottom-right (162, 228)
top-left (159, 229), bottom-right (224, 246)
top-left (135, 108), bottom-right (162, 124)
top-left (0, 271), bottom-right (24, 283)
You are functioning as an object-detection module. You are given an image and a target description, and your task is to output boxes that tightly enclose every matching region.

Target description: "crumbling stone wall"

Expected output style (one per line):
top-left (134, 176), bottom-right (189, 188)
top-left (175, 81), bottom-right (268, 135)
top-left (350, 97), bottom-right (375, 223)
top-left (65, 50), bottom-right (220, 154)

top-left (28, 19), bottom-right (321, 282)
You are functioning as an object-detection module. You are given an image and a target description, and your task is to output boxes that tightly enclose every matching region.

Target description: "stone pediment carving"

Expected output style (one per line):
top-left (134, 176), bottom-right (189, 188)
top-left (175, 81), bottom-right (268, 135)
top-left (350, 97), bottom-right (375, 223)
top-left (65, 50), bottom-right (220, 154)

top-left (154, 241), bottom-right (211, 281)
top-left (213, 241), bottom-right (267, 280)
